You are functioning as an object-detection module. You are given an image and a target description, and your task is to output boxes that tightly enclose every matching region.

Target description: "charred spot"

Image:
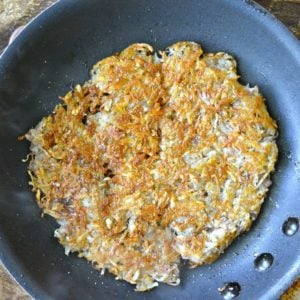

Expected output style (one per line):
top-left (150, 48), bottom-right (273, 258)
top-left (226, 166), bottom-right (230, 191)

top-left (104, 168), bottom-right (115, 178)
top-left (157, 97), bottom-right (165, 108)
top-left (94, 104), bottom-right (101, 111)
top-left (137, 49), bottom-right (153, 56)
top-left (146, 50), bottom-right (154, 56)
top-left (83, 90), bottom-right (90, 97)
top-left (62, 104), bottom-right (68, 111)
top-left (203, 191), bottom-right (208, 197)
top-left (103, 162), bottom-right (109, 168)
top-left (88, 104), bottom-right (101, 114)
top-left (81, 115), bottom-right (87, 125)
top-left (157, 128), bottom-right (162, 138)
top-left (145, 154), bottom-right (151, 159)
top-left (103, 92), bottom-right (110, 96)
top-left (167, 110), bottom-right (175, 121)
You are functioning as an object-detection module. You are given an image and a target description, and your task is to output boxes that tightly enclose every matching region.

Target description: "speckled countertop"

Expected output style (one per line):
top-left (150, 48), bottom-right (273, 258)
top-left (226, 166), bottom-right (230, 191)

top-left (0, 1), bottom-right (299, 299)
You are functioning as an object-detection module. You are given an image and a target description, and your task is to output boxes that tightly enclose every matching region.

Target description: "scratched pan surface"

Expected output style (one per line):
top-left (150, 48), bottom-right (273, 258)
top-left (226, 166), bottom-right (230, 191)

top-left (0, 0), bottom-right (300, 299)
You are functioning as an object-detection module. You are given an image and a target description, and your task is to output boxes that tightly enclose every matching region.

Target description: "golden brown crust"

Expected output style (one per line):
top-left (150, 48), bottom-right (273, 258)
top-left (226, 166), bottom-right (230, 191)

top-left (25, 42), bottom-right (278, 291)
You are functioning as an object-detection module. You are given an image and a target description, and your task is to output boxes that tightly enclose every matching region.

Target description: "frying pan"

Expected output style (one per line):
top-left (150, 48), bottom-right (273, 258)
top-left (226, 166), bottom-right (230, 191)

top-left (0, 0), bottom-right (300, 299)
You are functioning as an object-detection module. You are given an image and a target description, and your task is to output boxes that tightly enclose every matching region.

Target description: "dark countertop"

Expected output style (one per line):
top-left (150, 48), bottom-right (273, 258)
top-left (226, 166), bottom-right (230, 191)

top-left (0, 1), bottom-right (299, 299)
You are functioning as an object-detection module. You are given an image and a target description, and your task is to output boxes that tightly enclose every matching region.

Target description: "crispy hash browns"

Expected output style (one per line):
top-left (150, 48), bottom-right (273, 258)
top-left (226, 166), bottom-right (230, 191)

top-left (24, 42), bottom-right (278, 291)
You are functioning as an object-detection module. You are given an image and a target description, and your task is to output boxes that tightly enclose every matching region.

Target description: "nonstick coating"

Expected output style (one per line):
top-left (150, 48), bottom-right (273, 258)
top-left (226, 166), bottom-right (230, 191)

top-left (0, 0), bottom-right (300, 299)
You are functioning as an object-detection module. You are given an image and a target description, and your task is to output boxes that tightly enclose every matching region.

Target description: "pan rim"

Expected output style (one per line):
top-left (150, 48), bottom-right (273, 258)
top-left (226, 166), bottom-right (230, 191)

top-left (0, 0), bottom-right (299, 299)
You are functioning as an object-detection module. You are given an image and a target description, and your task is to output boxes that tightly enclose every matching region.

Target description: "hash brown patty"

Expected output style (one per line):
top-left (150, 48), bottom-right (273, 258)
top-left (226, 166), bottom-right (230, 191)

top-left (24, 42), bottom-right (278, 291)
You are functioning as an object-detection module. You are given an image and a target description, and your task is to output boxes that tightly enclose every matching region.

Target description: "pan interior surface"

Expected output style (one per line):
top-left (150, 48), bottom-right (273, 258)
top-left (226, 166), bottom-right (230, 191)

top-left (0, 0), bottom-right (299, 299)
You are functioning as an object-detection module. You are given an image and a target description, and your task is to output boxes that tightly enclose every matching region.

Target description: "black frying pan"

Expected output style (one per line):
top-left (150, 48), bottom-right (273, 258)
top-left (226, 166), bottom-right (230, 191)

top-left (0, 0), bottom-right (300, 299)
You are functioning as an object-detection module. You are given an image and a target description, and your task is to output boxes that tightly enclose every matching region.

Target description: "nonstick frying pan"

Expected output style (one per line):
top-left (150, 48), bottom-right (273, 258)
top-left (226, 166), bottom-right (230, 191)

top-left (0, 0), bottom-right (300, 299)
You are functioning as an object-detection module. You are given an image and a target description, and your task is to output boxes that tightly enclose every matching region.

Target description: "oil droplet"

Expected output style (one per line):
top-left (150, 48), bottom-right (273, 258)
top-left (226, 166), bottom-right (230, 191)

top-left (254, 253), bottom-right (274, 271)
top-left (282, 217), bottom-right (299, 236)
top-left (218, 282), bottom-right (241, 299)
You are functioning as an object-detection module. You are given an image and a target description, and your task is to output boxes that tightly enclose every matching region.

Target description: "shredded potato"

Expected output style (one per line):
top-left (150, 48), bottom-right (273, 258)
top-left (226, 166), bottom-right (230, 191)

top-left (24, 42), bottom-right (278, 291)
